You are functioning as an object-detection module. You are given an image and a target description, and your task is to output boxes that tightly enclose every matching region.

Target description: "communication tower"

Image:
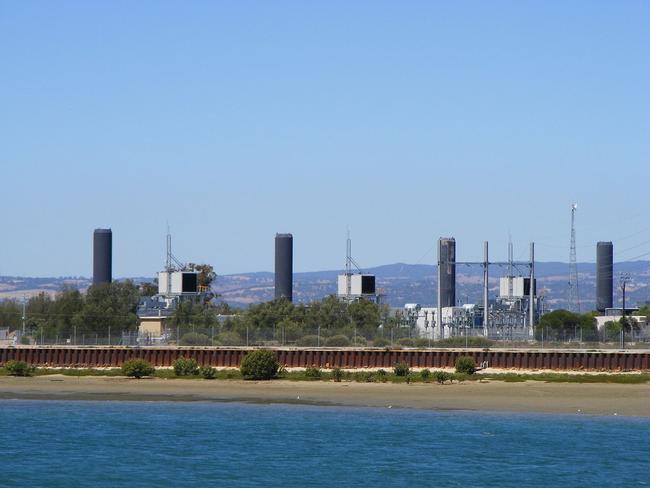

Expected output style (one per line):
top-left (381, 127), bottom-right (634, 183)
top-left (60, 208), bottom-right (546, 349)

top-left (568, 204), bottom-right (580, 312)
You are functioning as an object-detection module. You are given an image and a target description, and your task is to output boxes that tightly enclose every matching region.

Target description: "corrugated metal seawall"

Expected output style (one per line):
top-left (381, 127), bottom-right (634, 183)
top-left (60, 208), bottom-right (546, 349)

top-left (1, 347), bottom-right (649, 371)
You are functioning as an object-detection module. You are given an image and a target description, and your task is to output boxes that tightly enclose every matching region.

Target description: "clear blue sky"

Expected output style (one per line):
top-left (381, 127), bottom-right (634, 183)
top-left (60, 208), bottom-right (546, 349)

top-left (1, 1), bottom-right (649, 277)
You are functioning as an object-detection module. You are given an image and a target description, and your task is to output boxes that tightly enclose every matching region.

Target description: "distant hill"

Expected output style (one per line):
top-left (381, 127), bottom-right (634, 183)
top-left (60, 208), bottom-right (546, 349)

top-left (2, 261), bottom-right (650, 311)
top-left (214, 261), bottom-right (650, 310)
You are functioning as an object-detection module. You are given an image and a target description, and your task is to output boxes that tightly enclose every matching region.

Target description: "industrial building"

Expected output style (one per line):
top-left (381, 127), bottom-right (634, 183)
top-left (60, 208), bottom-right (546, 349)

top-left (93, 228), bottom-right (112, 285)
top-left (337, 233), bottom-right (378, 303)
top-left (275, 233), bottom-right (293, 301)
top-left (137, 232), bottom-right (202, 342)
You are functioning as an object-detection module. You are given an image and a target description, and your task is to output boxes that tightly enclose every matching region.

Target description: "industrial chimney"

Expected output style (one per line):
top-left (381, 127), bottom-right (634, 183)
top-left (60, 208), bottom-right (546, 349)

top-left (275, 233), bottom-right (293, 301)
top-left (93, 228), bottom-right (112, 285)
top-left (438, 237), bottom-right (456, 307)
top-left (596, 241), bottom-right (613, 312)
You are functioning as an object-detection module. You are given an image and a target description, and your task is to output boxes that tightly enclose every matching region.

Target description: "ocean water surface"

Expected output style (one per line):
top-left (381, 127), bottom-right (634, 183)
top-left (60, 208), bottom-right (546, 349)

top-left (0, 400), bottom-right (648, 487)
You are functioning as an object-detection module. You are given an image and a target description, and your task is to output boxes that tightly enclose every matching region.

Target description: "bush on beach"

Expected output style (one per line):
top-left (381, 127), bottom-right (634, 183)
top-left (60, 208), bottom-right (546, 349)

top-left (173, 357), bottom-right (200, 376)
top-left (4, 360), bottom-right (35, 377)
top-left (240, 349), bottom-right (279, 380)
top-left (200, 366), bottom-right (217, 379)
top-left (393, 362), bottom-right (410, 377)
top-left (121, 359), bottom-right (155, 378)
top-left (455, 356), bottom-right (477, 375)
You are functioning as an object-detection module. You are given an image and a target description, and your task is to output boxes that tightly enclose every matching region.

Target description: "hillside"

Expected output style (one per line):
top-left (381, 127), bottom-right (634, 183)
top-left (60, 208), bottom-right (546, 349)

top-left (2, 261), bottom-right (649, 311)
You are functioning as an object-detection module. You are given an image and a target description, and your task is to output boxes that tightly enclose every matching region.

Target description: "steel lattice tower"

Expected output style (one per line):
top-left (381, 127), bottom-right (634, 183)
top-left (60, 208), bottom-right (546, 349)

top-left (568, 204), bottom-right (580, 312)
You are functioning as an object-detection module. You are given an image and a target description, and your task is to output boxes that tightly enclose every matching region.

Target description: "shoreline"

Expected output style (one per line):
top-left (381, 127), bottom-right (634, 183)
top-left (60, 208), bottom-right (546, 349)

top-left (1, 375), bottom-right (649, 417)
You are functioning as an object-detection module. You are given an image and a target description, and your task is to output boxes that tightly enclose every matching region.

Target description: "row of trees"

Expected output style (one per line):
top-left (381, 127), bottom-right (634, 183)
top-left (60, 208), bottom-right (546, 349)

top-left (170, 296), bottom-right (392, 346)
top-left (1, 274), bottom-right (647, 345)
top-left (536, 308), bottom-right (649, 342)
top-left (0, 282), bottom-right (143, 340)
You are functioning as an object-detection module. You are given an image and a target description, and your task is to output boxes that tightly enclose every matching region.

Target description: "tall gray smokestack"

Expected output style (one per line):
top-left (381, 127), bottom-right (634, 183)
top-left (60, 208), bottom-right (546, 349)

top-left (596, 241), bottom-right (613, 312)
top-left (93, 228), bottom-right (112, 285)
top-left (275, 233), bottom-right (293, 301)
top-left (438, 237), bottom-right (456, 307)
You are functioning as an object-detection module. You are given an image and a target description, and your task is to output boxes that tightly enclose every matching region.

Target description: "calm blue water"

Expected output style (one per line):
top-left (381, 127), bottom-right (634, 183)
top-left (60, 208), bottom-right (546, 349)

top-left (0, 400), bottom-right (648, 487)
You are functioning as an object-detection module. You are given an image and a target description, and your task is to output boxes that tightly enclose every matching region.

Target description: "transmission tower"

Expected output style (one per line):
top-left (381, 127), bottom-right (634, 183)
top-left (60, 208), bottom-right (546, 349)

top-left (568, 203), bottom-right (580, 312)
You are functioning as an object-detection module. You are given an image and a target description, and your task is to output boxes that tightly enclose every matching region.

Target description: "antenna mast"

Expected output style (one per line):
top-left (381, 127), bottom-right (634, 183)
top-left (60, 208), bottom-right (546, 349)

top-left (568, 204), bottom-right (580, 312)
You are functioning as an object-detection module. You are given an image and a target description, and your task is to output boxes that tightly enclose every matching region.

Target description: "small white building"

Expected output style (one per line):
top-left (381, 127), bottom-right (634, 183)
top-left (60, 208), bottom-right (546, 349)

top-left (337, 274), bottom-right (377, 301)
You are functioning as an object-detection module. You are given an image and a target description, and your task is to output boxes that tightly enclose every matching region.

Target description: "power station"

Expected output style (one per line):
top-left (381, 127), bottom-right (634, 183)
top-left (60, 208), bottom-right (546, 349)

top-left (412, 238), bottom-right (539, 341)
top-left (83, 207), bottom-right (647, 346)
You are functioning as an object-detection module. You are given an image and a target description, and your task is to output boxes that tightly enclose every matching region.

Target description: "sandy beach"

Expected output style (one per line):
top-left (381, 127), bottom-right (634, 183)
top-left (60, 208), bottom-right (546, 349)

top-left (1, 375), bottom-right (648, 416)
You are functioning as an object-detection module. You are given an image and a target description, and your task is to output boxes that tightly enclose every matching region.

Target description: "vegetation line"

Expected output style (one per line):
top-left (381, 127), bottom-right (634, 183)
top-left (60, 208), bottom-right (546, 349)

top-left (1, 366), bottom-right (648, 384)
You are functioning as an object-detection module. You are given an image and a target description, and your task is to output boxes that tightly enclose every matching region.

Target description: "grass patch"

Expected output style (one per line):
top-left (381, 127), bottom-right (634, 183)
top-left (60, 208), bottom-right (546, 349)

top-left (482, 373), bottom-right (650, 384)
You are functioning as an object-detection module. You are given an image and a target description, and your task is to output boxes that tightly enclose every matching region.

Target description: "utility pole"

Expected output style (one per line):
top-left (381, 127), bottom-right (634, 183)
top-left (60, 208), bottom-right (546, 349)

top-left (620, 273), bottom-right (630, 349)
top-left (568, 204), bottom-right (580, 312)
top-left (22, 295), bottom-right (26, 336)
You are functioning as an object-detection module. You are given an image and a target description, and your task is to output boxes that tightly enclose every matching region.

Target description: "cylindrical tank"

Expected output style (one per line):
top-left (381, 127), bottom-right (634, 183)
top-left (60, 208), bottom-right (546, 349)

top-left (93, 228), bottom-right (112, 285)
top-left (596, 241), bottom-right (613, 312)
top-left (275, 233), bottom-right (293, 301)
top-left (438, 237), bottom-right (456, 307)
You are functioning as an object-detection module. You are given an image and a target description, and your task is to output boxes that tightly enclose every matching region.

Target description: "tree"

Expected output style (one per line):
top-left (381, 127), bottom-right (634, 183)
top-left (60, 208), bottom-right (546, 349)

top-left (240, 350), bottom-right (279, 380)
top-left (537, 309), bottom-right (598, 341)
top-left (347, 299), bottom-right (381, 338)
top-left (0, 300), bottom-right (22, 332)
top-left (187, 263), bottom-right (217, 289)
top-left (170, 300), bottom-right (218, 332)
top-left (139, 282), bottom-right (158, 297)
top-left (79, 281), bottom-right (140, 336)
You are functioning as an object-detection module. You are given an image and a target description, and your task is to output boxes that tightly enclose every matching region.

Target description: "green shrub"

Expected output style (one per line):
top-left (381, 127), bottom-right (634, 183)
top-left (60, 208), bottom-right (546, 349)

top-left (19, 336), bottom-right (30, 345)
top-left (453, 372), bottom-right (469, 383)
top-left (420, 369), bottom-right (431, 381)
top-left (393, 362), bottom-right (410, 377)
top-left (376, 369), bottom-right (388, 377)
top-left (217, 331), bottom-right (243, 346)
top-left (121, 359), bottom-right (155, 378)
top-left (373, 337), bottom-right (390, 347)
top-left (240, 349), bottom-right (279, 380)
top-left (331, 368), bottom-right (344, 382)
top-left (179, 332), bottom-right (211, 346)
top-left (354, 371), bottom-right (375, 382)
top-left (397, 338), bottom-right (415, 347)
top-left (414, 338), bottom-right (431, 348)
top-left (351, 335), bottom-right (367, 346)
top-left (455, 356), bottom-right (477, 375)
top-left (436, 337), bottom-right (495, 348)
top-left (325, 335), bottom-right (351, 347)
top-left (433, 370), bottom-right (451, 384)
top-left (297, 335), bottom-right (320, 347)
top-left (4, 360), bottom-right (35, 377)
top-left (304, 367), bottom-right (322, 379)
top-left (173, 357), bottom-right (200, 376)
top-left (200, 366), bottom-right (217, 379)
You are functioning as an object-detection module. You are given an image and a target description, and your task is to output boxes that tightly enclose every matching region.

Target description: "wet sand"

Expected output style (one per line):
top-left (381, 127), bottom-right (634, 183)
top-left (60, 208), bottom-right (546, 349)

top-left (1, 375), bottom-right (649, 417)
